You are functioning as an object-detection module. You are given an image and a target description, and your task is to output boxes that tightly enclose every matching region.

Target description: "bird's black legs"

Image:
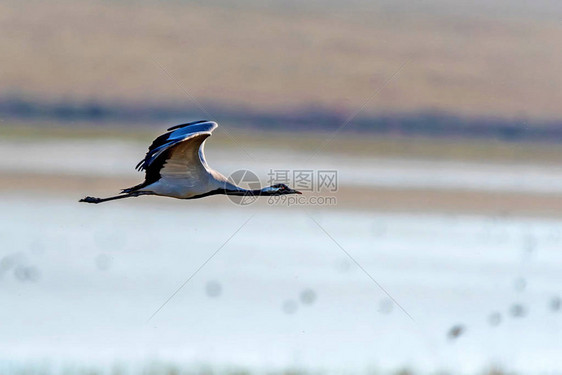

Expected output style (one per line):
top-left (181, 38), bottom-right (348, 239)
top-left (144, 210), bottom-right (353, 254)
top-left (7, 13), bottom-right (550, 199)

top-left (79, 192), bottom-right (148, 204)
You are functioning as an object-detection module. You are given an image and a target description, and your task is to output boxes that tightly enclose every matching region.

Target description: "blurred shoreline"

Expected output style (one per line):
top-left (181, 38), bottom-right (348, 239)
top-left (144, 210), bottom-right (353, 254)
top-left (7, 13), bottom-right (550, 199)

top-left (2, 96), bottom-right (561, 143)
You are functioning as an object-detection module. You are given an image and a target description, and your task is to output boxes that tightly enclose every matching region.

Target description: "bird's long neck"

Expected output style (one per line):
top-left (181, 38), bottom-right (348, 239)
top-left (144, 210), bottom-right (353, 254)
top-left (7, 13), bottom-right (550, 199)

top-left (223, 186), bottom-right (276, 196)
top-left (210, 170), bottom-right (279, 196)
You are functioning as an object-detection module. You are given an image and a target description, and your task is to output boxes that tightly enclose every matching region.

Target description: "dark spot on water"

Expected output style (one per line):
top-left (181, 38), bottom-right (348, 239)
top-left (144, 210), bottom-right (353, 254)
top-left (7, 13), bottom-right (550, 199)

top-left (14, 265), bottom-right (40, 282)
top-left (550, 296), bottom-right (561, 312)
top-left (205, 281), bottom-right (222, 298)
top-left (299, 289), bottom-right (317, 305)
top-left (0, 255), bottom-right (17, 276)
top-left (447, 324), bottom-right (465, 340)
top-left (509, 303), bottom-right (527, 318)
top-left (282, 300), bottom-right (298, 314)
top-left (395, 368), bottom-right (413, 375)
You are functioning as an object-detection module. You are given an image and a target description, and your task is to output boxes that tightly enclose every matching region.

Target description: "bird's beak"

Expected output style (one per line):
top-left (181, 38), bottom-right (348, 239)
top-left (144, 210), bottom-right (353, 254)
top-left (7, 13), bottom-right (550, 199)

top-left (294, 189), bottom-right (302, 195)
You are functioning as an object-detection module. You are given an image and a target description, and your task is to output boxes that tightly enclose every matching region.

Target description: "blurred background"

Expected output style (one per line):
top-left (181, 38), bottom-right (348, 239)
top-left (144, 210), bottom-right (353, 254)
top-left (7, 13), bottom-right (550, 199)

top-left (1, 0), bottom-right (562, 374)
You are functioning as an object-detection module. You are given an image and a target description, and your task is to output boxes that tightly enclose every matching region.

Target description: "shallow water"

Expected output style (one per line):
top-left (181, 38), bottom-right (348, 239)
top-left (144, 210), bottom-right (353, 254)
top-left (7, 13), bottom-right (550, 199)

top-left (0, 193), bottom-right (561, 373)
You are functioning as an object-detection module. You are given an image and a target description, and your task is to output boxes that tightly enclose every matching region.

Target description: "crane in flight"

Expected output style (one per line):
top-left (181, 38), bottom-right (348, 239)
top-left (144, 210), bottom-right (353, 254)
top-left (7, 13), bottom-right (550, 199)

top-left (80, 120), bottom-right (301, 204)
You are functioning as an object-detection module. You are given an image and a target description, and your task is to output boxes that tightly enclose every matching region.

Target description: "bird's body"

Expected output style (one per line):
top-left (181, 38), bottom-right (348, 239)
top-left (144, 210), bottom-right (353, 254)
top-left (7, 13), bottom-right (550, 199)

top-left (80, 120), bottom-right (300, 204)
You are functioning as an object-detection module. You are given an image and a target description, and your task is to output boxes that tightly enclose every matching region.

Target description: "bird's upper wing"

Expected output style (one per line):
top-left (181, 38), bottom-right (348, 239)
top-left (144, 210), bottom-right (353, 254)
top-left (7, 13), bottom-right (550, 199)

top-left (136, 120), bottom-right (218, 186)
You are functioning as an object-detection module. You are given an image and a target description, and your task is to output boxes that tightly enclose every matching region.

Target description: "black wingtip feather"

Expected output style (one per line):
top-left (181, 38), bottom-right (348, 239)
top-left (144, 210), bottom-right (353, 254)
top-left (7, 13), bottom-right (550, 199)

top-left (135, 159), bottom-right (145, 171)
top-left (167, 120), bottom-right (210, 131)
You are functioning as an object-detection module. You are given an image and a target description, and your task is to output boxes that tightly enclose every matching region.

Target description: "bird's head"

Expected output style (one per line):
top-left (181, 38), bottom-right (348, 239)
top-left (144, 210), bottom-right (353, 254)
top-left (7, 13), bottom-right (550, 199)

top-left (264, 183), bottom-right (302, 195)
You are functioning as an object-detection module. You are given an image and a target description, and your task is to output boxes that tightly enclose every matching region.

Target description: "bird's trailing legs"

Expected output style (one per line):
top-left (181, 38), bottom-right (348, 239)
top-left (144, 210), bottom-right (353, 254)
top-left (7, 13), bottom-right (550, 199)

top-left (79, 191), bottom-right (150, 204)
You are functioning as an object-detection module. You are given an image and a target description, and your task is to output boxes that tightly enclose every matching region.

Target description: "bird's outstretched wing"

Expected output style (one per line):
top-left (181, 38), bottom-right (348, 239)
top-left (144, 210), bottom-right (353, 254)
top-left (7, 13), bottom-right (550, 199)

top-left (123, 120), bottom-right (218, 193)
